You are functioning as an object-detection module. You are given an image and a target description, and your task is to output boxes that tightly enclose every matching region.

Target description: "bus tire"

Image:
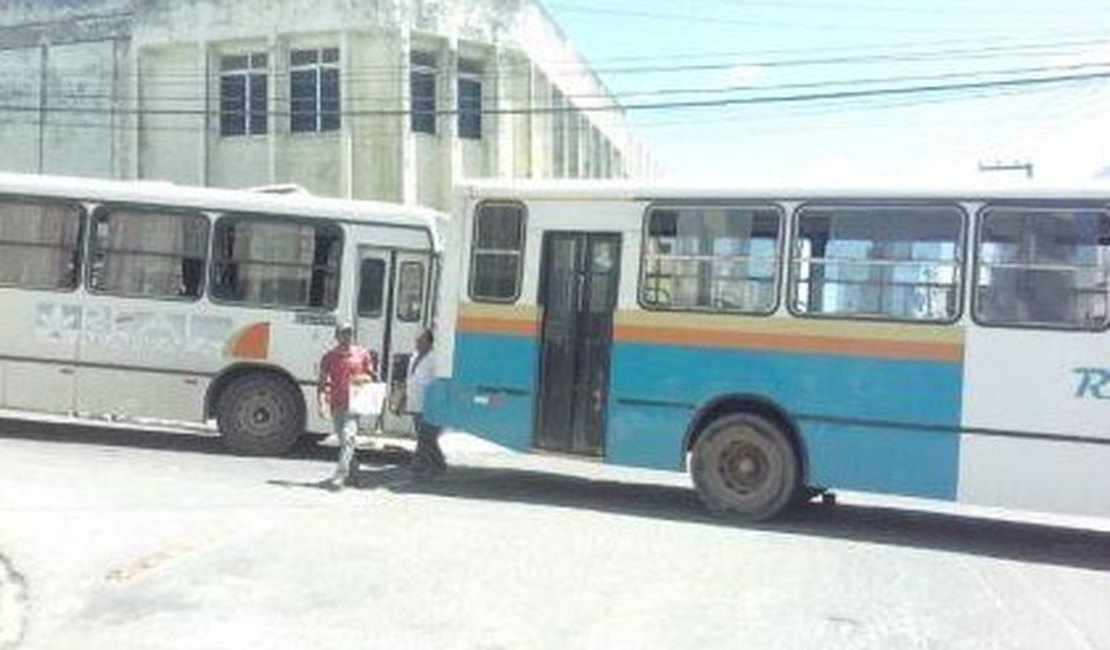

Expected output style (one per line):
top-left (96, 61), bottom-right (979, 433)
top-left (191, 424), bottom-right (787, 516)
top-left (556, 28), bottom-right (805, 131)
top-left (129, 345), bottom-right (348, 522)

top-left (691, 413), bottom-right (800, 521)
top-left (216, 373), bottom-right (305, 455)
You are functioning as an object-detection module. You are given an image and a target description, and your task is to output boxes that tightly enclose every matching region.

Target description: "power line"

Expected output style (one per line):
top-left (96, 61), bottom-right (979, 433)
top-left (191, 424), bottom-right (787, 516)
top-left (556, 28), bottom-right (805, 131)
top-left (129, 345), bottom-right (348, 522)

top-left (5, 66), bottom-right (1110, 119)
top-left (545, 2), bottom-right (1110, 35)
top-left (32, 33), bottom-right (1110, 83)
top-left (31, 59), bottom-right (1110, 106)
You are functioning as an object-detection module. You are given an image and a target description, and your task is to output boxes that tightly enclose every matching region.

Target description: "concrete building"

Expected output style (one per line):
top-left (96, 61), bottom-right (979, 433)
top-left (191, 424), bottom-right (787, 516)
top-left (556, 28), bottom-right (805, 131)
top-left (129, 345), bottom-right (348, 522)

top-left (0, 0), bottom-right (650, 209)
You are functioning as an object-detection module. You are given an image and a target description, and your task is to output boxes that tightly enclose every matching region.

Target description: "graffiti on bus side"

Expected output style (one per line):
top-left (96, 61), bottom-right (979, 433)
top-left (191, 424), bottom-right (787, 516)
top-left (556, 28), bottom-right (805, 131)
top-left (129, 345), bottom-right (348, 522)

top-left (34, 302), bottom-right (232, 357)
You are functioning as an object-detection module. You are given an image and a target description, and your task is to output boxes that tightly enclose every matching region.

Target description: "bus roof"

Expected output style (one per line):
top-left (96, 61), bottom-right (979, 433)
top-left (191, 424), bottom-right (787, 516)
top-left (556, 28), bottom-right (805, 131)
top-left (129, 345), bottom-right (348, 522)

top-left (458, 178), bottom-right (1110, 203)
top-left (0, 172), bottom-right (446, 239)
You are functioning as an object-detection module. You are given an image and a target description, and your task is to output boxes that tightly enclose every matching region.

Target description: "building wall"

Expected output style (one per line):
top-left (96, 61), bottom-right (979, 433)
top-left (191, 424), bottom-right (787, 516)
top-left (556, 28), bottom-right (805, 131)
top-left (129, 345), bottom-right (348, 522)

top-left (0, 0), bottom-right (651, 209)
top-left (137, 42), bottom-right (204, 184)
top-left (0, 4), bottom-right (130, 178)
top-left (0, 46), bottom-right (41, 174)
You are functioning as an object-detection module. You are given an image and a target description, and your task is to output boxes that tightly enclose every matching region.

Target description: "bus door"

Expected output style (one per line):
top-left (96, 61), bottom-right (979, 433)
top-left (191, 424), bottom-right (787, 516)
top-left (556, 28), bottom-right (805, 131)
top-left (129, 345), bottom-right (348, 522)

top-left (354, 247), bottom-right (431, 434)
top-left (535, 232), bottom-right (621, 456)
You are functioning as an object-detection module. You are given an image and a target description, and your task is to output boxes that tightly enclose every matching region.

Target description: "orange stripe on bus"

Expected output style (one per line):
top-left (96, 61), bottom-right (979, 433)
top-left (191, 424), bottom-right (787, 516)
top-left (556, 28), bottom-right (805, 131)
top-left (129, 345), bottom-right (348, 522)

top-left (459, 316), bottom-right (538, 337)
top-left (614, 324), bottom-right (963, 363)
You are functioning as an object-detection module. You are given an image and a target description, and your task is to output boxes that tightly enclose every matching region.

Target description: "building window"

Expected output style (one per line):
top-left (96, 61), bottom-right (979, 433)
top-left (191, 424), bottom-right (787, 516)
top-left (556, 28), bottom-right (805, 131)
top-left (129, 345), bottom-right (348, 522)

top-left (88, 207), bottom-right (209, 300)
top-left (642, 205), bottom-right (782, 314)
top-left (458, 59), bottom-right (482, 140)
top-left (410, 51), bottom-right (437, 135)
top-left (219, 53), bottom-right (268, 137)
top-left (290, 48), bottom-right (340, 133)
top-left (791, 204), bottom-right (964, 322)
top-left (975, 206), bottom-right (1110, 330)
top-left (0, 198), bottom-right (82, 290)
top-left (396, 261), bottom-right (425, 322)
top-left (470, 202), bottom-right (525, 302)
top-left (211, 215), bottom-right (342, 310)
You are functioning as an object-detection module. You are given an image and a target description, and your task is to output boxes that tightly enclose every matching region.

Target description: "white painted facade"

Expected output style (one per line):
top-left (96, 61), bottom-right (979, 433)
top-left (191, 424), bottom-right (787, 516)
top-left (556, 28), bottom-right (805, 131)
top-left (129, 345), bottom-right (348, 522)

top-left (0, 0), bottom-right (651, 210)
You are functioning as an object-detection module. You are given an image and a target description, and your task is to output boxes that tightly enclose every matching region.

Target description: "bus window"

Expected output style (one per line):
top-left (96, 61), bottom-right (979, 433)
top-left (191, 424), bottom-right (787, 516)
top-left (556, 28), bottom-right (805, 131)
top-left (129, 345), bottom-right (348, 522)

top-left (211, 215), bottom-right (342, 310)
top-left (87, 206), bottom-right (209, 300)
top-left (396, 260), bottom-right (425, 322)
top-left (357, 258), bottom-right (386, 318)
top-left (975, 207), bottom-right (1110, 330)
top-left (469, 201), bottom-right (525, 302)
top-left (0, 197), bottom-right (83, 290)
top-left (791, 204), bottom-right (964, 322)
top-left (641, 204), bottom-right (782, 314)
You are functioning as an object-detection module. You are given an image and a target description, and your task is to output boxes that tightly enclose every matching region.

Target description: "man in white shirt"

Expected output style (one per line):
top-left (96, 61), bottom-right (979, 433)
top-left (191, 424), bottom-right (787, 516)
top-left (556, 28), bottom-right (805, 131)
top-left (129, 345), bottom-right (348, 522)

top-left (407, 329), bottom-right (445, 477)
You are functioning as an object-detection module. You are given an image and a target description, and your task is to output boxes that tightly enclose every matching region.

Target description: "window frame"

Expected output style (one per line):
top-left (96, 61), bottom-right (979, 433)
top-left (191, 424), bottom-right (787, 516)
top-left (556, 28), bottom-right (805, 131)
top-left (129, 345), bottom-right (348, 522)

top-left (289, 47), bottom-right (341, 134)
top-left (410, 51), bottom-right (438, 136)
top-left (637, 201), bottom-right (787, 317)
top-left (457, 59), bottom-right (483, 140)
top-left (971, 200), bottom-right (1110, 332)
top-left (218, 52), bottom-right (269, 137)
top-left (786, 200), bottom-right (969, 325)
top-left (0, 194), bottom-right (86, 293)
top-left (467, 200), bottom-right (527, 304)
top-left (356, 257), bottom-right (387, 319)
top-left (85, 203), bottom-right (211, 302)
top-left (395, 259), bottom-right (426, 323)
top-left (208, 212), bottom-right (345, 312)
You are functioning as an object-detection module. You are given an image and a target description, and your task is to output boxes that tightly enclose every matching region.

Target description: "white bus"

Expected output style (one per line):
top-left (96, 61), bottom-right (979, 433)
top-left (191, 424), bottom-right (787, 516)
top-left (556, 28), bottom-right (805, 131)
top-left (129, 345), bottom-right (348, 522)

top-left (0, 173), bottom-right (443, 454)
top-left (427, 180), bottom-right (1110, 520)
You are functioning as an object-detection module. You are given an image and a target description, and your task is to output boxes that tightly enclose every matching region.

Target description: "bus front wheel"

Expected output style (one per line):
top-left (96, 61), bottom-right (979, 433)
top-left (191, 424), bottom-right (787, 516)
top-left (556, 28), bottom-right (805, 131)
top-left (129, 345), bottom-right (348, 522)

top-left (691, 413), bottom-right (800, 521)
top-left (216, 373), bottom-right (304, 455)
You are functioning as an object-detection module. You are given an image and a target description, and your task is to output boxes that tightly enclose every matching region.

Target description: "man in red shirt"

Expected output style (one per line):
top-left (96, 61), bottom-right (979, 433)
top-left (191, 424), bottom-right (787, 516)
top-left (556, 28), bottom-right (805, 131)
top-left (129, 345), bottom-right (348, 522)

top-left (317, 322), bottom-right (377, 490)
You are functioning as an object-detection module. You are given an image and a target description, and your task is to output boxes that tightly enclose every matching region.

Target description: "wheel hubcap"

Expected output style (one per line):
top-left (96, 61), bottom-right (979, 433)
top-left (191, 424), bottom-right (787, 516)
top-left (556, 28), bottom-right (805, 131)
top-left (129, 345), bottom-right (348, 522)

top-left (718, 440), bottom-right (770, 496)
top-left (252, 407), bottom-right (271, 425)
top-left (239, 392), bottom-right (283, 438)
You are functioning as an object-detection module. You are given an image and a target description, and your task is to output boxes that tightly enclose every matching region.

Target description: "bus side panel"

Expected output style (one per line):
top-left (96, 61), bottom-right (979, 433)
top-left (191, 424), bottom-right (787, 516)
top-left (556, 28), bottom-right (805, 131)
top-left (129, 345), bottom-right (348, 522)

top-left (958, 435), bottom-right (1110, 518)
top-left (959, 326), bottom-right (1110, 517)
top-left (606, 339), bottom-right (963, 500)
top-left (426, 330), bottom-right (539, 452)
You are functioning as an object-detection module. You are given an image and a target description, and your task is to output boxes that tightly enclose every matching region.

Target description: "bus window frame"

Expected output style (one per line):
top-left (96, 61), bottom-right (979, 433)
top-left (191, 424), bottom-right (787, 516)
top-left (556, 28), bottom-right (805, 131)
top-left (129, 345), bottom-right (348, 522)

top-left (636, 200), bottom-right (787, 317)
top-left (84, 202), bottom-right (212, 303)
top-left (0, 193), bottom-right (87, 294)
top-left (971, 200), bottom-right (1110, 333)
top-left (467, 199), bottom-right (527, 305)
top-left (396, 259), bottom-right (426, 323)
top-left (786, 200), bottom-right (969, 326)
top-left (207, 211), bottom-right (346, 313)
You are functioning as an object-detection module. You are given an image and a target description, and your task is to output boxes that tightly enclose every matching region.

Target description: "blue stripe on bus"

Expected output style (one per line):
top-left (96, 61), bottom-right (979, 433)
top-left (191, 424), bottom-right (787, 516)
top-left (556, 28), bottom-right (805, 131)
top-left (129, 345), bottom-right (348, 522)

top-left (425, 332), bottom-right (538, 451)
top-left (608, 342), bottom-right (962, 499)
top-left (428, 334), bottom-right (962, 500)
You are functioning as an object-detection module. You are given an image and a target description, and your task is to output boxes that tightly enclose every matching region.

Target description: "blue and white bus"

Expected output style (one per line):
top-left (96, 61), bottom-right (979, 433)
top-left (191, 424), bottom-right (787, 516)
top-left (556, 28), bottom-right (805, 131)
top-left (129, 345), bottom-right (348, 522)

top-left (427, 180), bottom-right (1110, 520)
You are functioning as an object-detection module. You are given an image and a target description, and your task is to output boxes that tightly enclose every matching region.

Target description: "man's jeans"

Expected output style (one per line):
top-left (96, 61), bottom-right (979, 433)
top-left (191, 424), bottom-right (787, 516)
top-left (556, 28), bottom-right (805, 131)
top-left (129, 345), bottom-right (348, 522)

top-left (332, 409), bottom-right (360, 479)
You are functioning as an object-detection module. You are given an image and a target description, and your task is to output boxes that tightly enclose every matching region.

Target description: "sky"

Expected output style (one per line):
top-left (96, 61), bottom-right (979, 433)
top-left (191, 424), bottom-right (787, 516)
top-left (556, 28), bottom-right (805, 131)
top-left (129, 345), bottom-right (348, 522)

top-left (542, 0), bottom-right (1110, 184)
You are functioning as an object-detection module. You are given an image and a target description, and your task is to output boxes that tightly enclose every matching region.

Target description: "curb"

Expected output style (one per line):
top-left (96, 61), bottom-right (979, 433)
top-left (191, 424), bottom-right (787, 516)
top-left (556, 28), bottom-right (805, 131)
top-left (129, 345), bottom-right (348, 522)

top-left (0, 554), bottom-right (27, 650)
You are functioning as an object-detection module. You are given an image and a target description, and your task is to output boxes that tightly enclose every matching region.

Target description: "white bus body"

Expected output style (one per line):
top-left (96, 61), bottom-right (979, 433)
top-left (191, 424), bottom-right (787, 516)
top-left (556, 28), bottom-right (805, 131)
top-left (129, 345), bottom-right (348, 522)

top-left (0, 173), bottom-right (444, 454)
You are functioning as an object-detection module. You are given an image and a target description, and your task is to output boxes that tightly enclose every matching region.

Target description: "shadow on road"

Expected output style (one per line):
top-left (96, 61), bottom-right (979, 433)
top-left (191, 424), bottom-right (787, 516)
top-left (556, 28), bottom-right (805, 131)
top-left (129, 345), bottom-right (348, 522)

top-left (4, 416), bottom-right (1110, 571)
top-left (0, 416), bottom-right (408, 465)
top-left (390, 466), bottom-right (1110, 572)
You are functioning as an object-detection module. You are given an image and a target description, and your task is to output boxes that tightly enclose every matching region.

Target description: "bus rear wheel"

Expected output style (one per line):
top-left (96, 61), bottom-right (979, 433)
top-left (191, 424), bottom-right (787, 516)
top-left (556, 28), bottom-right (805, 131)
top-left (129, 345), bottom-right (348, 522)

top-left (691, 413), bottom-right (800, 521)
top-left (216, 373), bottom-right (304, 455)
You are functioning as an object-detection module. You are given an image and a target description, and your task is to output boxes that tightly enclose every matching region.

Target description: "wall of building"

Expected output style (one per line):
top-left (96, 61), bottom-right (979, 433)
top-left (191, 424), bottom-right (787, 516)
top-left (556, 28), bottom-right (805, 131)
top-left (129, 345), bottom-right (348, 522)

top-left (0, 46), bottom-right (41, 174)
top-left (0, 4), bottom-right (130, 178)
top-left (0, 0), bottom-right (651, 209)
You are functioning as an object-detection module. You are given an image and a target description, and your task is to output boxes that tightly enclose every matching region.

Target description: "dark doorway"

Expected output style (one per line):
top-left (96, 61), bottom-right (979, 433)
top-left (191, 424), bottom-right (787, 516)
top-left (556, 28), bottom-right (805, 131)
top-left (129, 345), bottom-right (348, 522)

top-left (535, 232), bottom-right (621, 456)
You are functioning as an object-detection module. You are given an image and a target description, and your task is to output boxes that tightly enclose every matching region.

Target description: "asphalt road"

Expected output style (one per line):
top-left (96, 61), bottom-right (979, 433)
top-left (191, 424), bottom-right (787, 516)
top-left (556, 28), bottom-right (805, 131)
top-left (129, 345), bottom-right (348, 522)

top-left (2, 415), bottom-right (1110, 650)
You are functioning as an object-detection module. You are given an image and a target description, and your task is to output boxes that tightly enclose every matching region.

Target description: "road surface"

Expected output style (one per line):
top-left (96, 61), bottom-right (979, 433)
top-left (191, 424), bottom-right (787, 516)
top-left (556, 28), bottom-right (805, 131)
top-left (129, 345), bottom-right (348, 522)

top-left (1, 416), bottom-right (1109, 649)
